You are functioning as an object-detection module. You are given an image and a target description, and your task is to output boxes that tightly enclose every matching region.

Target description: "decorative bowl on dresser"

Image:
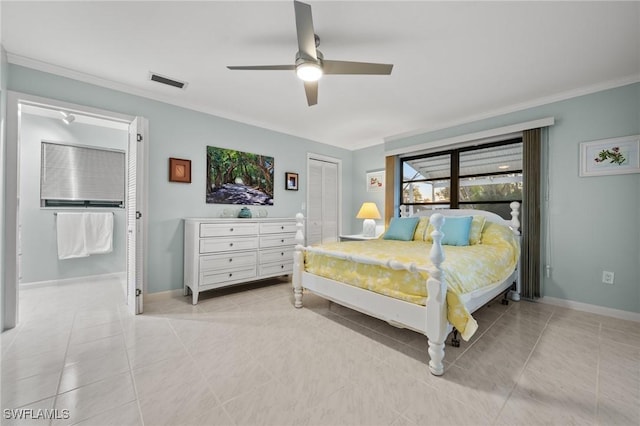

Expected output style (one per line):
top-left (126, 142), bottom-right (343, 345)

top-left (183, 217), bottom-right (299, 304)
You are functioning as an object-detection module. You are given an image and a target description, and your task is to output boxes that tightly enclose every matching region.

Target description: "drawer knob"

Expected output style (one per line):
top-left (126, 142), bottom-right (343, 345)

top-left (281, 226), bottom-right (284, 230)
top-left (230, 228), bottom-right (234, 232)
top-left (229, 258), bottom-right (233, 262)
top-left (281, 265), bottom-right (284, 269)
top-left (229, 243), bottom-right (234, 247)
top-left (229, 273), bottom-right (233, 277)
top-left (281, 239), bottom-right (284, 243)
top-left (281, 252), bottom-right (284, 256)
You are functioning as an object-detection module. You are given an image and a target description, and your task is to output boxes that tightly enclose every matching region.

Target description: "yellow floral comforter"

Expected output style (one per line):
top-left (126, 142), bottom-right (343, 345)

top-left (305, 222), bottom-right (520, 340)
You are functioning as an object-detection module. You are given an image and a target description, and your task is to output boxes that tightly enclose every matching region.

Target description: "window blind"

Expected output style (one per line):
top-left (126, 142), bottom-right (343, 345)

top-left (41, 142), bottom-right (125, 207)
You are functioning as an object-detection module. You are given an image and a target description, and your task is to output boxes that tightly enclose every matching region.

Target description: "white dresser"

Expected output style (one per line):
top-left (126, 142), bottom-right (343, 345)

top-left (183, 217), bottom-right (298, 304)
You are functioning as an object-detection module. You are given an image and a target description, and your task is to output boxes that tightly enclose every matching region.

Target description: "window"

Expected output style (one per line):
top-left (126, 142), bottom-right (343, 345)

top-left (41, 141), bottom-right (125, 208)
top-left (400, 139), bottom-right (522, 218)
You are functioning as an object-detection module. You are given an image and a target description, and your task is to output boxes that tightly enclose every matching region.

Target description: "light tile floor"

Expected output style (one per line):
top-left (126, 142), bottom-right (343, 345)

top-left (2, 277), bottom-right (639, 426)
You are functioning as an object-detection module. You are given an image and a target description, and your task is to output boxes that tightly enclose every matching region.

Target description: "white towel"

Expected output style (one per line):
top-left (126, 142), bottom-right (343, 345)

top-left (84, 212), bottom-right (114, 255)
top-left (56, 213), bottom-right (89, 260)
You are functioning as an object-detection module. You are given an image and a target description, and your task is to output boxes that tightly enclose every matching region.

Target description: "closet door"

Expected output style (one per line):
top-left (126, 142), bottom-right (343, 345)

top-left (307, 158), bottom-right (339, 246)
top-left (307, 160), bottom-right (324, 246)
top-left (321, 162), bottom-right (338, 243)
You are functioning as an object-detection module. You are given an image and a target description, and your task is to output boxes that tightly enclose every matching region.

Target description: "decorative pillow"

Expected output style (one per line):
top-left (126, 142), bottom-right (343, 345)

top-left (383, 217), bottom-right (420, 241)
top-left (468, 215), bottom-right (487, 245)
top-left (426, 215), bottom-right (473, 246)
top-left (412, 217), bottom-right (430, 241)
top-left (480, 222), bottom-right (516, 246)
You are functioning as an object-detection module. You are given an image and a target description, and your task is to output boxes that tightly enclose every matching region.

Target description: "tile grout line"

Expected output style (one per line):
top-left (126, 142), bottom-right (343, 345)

top-left (58, 302), bottom-right (139, 425)
top-left (50, 309), bottom-right (78, 426)
top-left (165, 316), bottom-right (236, 424)
top-left (490, 305), bottom-right (556, 426)
top-left (594, 321), bottom-right (602, 425)
top-left (118, 306), bottom-right (146, 426)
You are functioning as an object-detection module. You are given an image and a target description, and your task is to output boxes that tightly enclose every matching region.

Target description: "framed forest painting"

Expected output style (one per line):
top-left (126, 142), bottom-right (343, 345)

top-left (206, 146), bottom-right (274, 205)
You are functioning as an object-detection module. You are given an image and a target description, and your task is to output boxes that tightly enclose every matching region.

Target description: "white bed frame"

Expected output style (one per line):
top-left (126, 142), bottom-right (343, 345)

top-left (292, 202), bottom-right (521, 376)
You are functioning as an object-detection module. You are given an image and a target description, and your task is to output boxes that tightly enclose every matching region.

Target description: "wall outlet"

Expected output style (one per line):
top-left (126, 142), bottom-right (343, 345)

top-left (602, 271), bottom-right (615, 285)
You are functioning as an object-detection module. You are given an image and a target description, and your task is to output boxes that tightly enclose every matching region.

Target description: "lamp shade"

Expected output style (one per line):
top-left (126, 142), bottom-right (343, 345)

top-left (356, 202), bottom-right (381, 220)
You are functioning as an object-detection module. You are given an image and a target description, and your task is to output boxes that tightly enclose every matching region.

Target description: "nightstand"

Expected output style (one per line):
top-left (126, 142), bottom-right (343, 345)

top-left (339, 234), bottom-right (380, 242)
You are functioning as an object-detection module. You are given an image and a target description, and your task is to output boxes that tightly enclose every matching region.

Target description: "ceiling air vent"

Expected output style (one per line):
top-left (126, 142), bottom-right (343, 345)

top-left (148, 72), bottom-right (188, 90)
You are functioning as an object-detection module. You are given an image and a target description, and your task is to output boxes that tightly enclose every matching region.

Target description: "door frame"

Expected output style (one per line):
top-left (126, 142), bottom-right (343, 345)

top-left (3, 91), bottom-right (147, 329)
top-left (306, 153), bottom-right (343, 242)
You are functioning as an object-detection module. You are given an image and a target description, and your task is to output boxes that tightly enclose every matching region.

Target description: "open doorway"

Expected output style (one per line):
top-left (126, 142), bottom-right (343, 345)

top-left (3, 92), bottom-right (147, 330)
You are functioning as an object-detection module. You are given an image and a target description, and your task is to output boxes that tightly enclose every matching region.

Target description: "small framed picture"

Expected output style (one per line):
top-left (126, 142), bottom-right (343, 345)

top-left (169, 158), bottom-right (191, 183)
top-left (366, 170), bottom-right (385, 192)
top-left (285, 172), bottom-right (299, 191)
top-left (579, 135), bottom-right (640, 177)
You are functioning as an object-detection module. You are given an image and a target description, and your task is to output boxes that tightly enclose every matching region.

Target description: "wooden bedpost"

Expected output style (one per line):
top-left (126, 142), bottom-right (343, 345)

top-left (426, 213), bottom-right (448, 376)
top-left (293, 212), bottom-right (305, 308)
top-left (509, 201), bottom-right (522, 302)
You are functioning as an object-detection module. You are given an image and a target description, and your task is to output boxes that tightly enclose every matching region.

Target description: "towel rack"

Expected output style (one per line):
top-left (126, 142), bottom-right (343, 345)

top-left (54, 211), bottom-right (115, 216)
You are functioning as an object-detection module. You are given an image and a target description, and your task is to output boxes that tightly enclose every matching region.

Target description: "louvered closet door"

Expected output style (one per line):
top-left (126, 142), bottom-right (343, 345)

top-left (321, 162), bottom-right (338, 243)
top-left (126, 117), bottom-right (145, 315)
top-left (307, 158), bottom-right (339, 246)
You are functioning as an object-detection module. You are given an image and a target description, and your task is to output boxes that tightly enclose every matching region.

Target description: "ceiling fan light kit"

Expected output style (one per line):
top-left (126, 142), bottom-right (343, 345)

top-left (296, 62), bottom-right (323, 82)
top-left (227, 0), bottom-right (393, 106)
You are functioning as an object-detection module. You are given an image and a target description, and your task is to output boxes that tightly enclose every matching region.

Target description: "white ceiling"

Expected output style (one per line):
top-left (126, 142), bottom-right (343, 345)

top-left (2, 1), bottom-right (639, 150)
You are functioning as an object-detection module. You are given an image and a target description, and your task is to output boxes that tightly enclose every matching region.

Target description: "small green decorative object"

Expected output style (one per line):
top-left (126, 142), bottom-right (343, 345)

top-left (238, 207), bottom-right (252, 218)
top-left (594, 146), bottom-right (626, 165)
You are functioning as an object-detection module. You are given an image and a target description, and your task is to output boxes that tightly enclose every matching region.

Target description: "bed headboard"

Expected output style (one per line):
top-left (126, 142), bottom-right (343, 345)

top-left (400, 201), bottom-right (520, 235)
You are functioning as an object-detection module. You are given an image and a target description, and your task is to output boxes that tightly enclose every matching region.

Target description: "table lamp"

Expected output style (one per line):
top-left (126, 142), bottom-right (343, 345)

top-left (356, 202), bottom-right (381, 237)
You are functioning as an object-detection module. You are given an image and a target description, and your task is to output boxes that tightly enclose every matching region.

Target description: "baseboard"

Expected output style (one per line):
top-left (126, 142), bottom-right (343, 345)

top-left (539, 296), bottom-right (640, 323)
top-left (20, 272), bottom-right (126, 289)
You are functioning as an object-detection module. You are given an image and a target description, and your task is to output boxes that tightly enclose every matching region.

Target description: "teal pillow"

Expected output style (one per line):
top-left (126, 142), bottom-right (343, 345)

top-left (439, 216), bottom-right (473, 246)
top-left (383, 217), bottom-right (420, 241)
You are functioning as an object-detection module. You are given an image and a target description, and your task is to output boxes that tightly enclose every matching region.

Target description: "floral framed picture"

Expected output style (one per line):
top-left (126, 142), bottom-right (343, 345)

top-left (169, 158), bottom-right (191, 183)
top-left (366, 170), bottom-right (385, 192)
top-left (579, 135), bottom-right (640, 177)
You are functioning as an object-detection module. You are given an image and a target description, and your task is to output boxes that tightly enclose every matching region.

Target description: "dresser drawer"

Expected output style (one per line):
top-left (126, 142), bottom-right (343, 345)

top-left (259, 233), bottom-right (296, 248)
top-left (200, 222), bottom-right (258, 238)
top-left (200, 236), bottom-right (258, 254)
top-left (200, 267), bottom-right (256, 287)
top-left (259, 261), bottom-right (293, 276)
top-left (260, 247), bottom-right (295, 264)
top-left (259, 221), bottom-right (297, 234)
top-left (200, 252), bottom-right (257, 271)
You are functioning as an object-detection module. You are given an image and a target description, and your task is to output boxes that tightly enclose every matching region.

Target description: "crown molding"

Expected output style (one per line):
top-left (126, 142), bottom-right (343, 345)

top-left (384, 73), bottom-right (640, 146)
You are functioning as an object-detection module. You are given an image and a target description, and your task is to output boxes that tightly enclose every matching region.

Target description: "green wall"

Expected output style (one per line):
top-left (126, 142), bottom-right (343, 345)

top-left (7, 64), bottom-right (354, 293)
top-left (354, 83), bottom-right (640, 313)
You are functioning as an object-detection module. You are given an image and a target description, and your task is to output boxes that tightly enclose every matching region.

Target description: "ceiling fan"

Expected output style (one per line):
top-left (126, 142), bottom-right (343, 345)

top-left (227, 0), bottom-right (393, 106)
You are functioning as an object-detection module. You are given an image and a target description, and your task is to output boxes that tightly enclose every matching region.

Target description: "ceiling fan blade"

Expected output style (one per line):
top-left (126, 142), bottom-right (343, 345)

top-left (294, 1), bottom-right (317, 60)
top-left (323, 60), bottom-right (393, 75)
top-left (303, 81), bottom-right (318, 106)
top-left (227, 65), bottom-right (296, 71)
